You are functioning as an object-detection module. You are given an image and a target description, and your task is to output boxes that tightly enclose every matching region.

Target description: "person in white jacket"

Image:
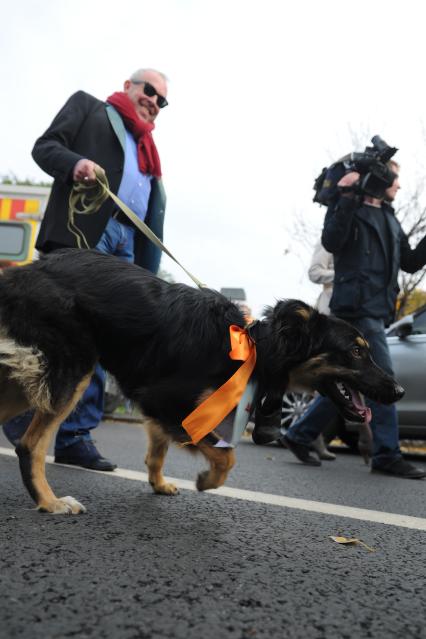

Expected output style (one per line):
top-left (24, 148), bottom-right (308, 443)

top-left (304, 240), bottom-right (336, 460)
top-left (308, 240), bottom-right (334, 315)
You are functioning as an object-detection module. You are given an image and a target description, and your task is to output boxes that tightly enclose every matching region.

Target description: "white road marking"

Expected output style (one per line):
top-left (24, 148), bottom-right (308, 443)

top-left (1, 445), bottom-right (426, 530)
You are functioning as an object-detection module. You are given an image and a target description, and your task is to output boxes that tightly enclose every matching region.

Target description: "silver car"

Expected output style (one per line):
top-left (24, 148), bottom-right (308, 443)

top-left (385, 304), bottom-right (426, 437)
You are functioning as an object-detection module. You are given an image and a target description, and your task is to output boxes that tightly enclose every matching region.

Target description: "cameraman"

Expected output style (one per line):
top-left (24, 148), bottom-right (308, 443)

top-left (283, 162), bottom-right (426, 478)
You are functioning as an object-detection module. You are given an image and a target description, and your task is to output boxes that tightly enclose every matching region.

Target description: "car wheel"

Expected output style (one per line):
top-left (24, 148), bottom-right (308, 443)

top-left (281, 391), bottom-right (315, 431)
top-left (280, 394), bottom-right (342, 448)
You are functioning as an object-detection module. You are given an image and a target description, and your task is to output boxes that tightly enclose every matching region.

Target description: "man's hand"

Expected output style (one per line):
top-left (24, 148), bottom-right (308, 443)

top-left (73, 159), bottom-right (98, 182)
top-left (337, 171), bottom-right (360, 198)
top-left (337, 171), bottom-right (360, 188)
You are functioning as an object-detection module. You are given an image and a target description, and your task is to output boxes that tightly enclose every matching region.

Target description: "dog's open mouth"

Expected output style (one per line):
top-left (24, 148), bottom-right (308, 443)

top-left (323, 381), bottom-right (372, 424)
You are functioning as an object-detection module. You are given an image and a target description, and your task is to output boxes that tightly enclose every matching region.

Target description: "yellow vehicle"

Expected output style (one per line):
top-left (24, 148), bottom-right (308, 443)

top-left (0, 184), bottom-right (50, 264)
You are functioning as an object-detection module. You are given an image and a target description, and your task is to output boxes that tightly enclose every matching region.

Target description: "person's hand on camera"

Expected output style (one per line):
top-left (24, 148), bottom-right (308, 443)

top-left (338, 171), bottom-right (360, 188)
top-left (337, 171), bottom-right (360, 197)
top-left (73, 159), bottom-right (98, 183)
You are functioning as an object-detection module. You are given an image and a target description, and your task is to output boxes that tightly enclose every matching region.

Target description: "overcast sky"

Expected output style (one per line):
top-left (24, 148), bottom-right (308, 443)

top-left (2, 0), bottom-right (426, 316)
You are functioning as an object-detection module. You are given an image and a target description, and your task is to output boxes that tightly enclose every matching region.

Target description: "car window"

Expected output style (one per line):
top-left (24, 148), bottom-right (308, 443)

top-left (412, 309), bottom-right (426, 334)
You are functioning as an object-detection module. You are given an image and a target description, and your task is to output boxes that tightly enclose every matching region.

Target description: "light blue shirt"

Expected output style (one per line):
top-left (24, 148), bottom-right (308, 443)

top-left (117, 130), bottom-right (152, 221)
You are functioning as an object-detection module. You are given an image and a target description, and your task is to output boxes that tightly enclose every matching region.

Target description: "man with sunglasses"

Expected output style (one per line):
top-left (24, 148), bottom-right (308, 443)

top-left (2, 69), bottom-right (169, 471)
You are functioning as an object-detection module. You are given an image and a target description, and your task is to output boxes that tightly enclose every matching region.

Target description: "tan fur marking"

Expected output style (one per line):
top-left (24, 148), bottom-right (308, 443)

top-left (144, 419), bottom-right (178, 495)
top-left (20, 372), bottom-right (93, 513)
top-left (287, 355), bottom-right (361, 393)
top-left (195, 443), bottom-right (235, 491)
top-left (295, 307), bottom-right (312, 321)
top-left (356, 336), bottom-right (369, 348)
top-left (143, 409), bottom-right (236, 493)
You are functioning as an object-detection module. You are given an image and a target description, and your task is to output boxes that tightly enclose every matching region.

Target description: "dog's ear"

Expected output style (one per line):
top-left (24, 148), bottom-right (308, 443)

top-left (294, 305), bottom-right (313, 322)
top-left (253, 300), bottom-right (319, 392)
top-left (264, 299), bottom-right (320, 358)
top-left (268, 299), bottom-right (316, 327)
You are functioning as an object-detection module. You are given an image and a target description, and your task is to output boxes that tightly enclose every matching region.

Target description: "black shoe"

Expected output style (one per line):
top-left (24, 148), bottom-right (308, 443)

top-left (55, 440), bottom-right (117, 472)
top-left (251, 407), bottom-right (282, 445)
top-left (372, 458), bottom-right (426, 479)
top-left (252, 424), bottom-right (281, 445)
top-left (282, 435), bottom-right (321, 466)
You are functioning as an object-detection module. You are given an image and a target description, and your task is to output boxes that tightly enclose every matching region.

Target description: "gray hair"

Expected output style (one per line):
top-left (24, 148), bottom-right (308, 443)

top-left (130, 68), bottom-right (168, 83)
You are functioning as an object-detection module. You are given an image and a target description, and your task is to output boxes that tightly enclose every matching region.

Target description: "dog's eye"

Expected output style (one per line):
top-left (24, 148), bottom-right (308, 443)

top-left (351, 347), bottom-right (362, 359)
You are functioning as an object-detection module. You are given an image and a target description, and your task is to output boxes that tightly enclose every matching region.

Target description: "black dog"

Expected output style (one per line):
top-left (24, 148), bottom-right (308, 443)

top-left (0, 249), bottom-right (403, 513)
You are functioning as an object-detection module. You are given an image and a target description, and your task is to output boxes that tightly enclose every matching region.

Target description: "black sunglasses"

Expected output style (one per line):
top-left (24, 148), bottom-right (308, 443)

top-left (131, 80), bottom-right (168, 109)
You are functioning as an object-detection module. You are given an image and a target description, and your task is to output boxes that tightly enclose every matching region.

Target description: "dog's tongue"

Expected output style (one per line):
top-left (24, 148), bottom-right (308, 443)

top-left (350, 388), bottom-right (372, 425)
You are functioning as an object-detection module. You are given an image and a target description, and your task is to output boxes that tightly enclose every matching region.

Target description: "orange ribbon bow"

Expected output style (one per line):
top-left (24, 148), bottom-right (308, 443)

top-left (182, 325), bottom-right (257, 444)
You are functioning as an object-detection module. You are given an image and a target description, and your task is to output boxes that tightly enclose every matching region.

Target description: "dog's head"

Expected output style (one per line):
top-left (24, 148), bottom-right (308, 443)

top-left (253, 300), bottom-right (404, 424)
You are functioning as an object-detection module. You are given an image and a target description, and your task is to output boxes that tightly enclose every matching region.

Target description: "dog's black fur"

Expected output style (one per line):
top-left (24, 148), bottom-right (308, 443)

top-left (0, 249), bottom-right (403, 513)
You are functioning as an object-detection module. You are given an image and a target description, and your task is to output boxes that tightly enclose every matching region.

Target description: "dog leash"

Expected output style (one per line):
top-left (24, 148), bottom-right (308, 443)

top-left (68, 167), bottom-right (256, 445)
top-left (68, 166), bottom-right (206, 289)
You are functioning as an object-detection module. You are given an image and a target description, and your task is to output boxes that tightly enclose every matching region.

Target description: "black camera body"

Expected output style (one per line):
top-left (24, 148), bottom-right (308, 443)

top-left (313, 136), bottom-right (398, 205)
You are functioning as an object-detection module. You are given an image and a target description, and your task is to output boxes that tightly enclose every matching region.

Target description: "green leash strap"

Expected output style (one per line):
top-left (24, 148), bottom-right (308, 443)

top-left (68, 167), bottom-right (206, 289)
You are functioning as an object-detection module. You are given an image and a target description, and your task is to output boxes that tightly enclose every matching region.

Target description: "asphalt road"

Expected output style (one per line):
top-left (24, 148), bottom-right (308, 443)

top-left (1, 421), bottom-right (426, 639)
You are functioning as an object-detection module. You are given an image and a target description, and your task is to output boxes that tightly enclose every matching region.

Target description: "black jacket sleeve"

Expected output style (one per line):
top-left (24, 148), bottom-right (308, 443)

top-left (399, 230), bottom-right (426, 273)
top-left (32, 91), bottom-right (96, 184)
top-left (321, 196), bottom-right (358, 253)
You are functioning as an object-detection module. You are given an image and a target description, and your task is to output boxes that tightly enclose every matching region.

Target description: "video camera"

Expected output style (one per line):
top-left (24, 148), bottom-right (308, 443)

top-left (313, 135), bottom-right (398, 205)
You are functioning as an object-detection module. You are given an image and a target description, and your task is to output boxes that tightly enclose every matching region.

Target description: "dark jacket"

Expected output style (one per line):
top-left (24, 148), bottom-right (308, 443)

top-left (322, 196), bottom-right (426, 325)
top-left (33, 91), bottom-right (166, 273)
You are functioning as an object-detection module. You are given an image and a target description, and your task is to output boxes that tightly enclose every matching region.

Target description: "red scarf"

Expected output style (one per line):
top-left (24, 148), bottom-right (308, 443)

top-left (107, 92), bottom-right (162, 178)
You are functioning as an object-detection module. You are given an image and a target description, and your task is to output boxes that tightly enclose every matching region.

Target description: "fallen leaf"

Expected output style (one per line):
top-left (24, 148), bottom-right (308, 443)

top-left (329, 535), bottom-right (375, 552)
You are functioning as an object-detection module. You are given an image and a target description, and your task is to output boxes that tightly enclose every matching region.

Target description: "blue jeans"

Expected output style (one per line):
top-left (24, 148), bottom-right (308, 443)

top-left (284, 317), bottom-right (402, 467)
top-left (95, 217), bottom-right (135, 263)
top-left (4, 218), bottom-right (135, 451)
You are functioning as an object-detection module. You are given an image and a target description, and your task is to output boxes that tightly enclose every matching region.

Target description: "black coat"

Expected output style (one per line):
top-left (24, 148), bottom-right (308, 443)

top-left (33, 91), bottom-right (166, 273)
top-left (322, 196), bottom-right (426, 325)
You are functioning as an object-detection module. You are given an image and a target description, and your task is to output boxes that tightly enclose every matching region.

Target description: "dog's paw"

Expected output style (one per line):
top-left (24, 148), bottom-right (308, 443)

top-left (153, 482), bottom-right (179, 496)
top-left (38, 496), bottom-right (87, 515)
